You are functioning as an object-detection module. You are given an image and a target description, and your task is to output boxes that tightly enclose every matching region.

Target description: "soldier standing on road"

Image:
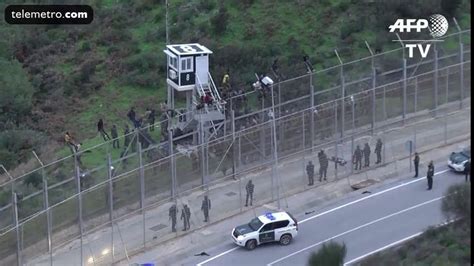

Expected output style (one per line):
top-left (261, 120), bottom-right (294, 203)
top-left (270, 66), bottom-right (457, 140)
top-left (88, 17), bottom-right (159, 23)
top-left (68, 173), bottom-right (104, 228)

top-left (201, 196), bottom-right (211, 222)
top-left (111, 124), bottom-right (119, 149)
top-left (354, 145), bottom-right (362, 170)
top-left (320, 150), bottom-right (328, 181)
top-left (306, 161), bottom-right (315, 186)
top-left (413, 152), bottom-right (420, 177)
top-left (169, 204), bottom-right (177, 232)
top-left (426, 160), bottom-right (434, 190)
top-left (375, 139), bottom-right (383, 164)
top-left (363, 143), bottom-right (371, 168)
top-left (245, 180), bottom-right (255, 206)
top-left (180, 204), bottom-right (191, 231)
top-left (464, 159), bottom-right (471, 182)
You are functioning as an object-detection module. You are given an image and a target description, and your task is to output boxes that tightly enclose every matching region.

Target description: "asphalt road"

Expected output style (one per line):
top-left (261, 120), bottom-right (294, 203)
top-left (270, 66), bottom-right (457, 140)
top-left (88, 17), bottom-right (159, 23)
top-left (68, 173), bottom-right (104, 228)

top-left (178, 166), bottom-right (466, 266)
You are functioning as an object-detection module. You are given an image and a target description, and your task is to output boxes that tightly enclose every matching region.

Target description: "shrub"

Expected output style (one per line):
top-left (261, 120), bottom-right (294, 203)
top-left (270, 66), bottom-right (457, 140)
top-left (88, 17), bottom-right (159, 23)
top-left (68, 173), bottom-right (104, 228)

top-left (441, 183), bottom-right (471, 221)
top-left (210, 5), bottom-right (229, 35)
top-left (0, 59), bottom-right (35, 125)
top-left (0, 129), bottom-right (47, 170)
top-left (308, 241), bottom-right (347, 266)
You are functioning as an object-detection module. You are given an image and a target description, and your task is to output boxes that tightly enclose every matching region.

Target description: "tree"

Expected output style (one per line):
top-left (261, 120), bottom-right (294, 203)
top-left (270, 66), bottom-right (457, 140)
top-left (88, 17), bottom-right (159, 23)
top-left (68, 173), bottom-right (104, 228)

top-left (308, 241), bottom-right (347, 266)
top-left (0, 59), bottom-right (35, 126)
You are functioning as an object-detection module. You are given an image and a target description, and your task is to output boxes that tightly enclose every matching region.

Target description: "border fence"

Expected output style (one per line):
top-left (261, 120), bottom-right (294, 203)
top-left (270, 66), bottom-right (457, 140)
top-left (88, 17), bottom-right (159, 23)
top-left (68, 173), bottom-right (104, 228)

top-left (0, 28), bottom-right (471, 265)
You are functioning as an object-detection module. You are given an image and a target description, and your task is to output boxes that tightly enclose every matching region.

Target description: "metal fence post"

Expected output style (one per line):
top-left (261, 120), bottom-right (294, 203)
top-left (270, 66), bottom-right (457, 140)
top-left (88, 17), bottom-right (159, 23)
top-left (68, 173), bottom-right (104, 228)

top-left (310, 73), bottom-right (315, 152)
top-left (335, 50), bottom-right (345, 139)
top-left (453, 18), bottom-right (464, 109)
top-left (371, 67), bottom-right (376, 135)
top-left (402, 58), bottom-right (407, 124)
top-left (351, 97), bottom-right (355, 175)
top-left (199, 119), bottom-right (206, 186)
top-left (444, 73), bottom-right (449, 144)
top-left (13, 192), bottom-right (21, 266)
top-left (414, 76), bottom-right (418, 152)
top-left (137, 142), bottom-right (146, 248)
top-left (74, 164), bottom-right (83, 266)
top-left (334, 101), bottom-right (338, 180)
top-left (230, 110), bottom-right (242, 211)
top-left (107, 154), bottom-right (114, 262)
top-left (43, 172), bottom-right (53, 266)
top-left (270, 84), bottom-right (281, 209)
top-left (32, 149), bottom-right (53, 266)
top-left (459, 42), bottom-right (464, 109)
top-left (302, 111), bottom-right (306, 153)
top-left (434, 46), bottom-right (439, 116)
top-left (365, 41), bottom-right (377, 135)
top-left (168, 129), bottom-right (176, 199)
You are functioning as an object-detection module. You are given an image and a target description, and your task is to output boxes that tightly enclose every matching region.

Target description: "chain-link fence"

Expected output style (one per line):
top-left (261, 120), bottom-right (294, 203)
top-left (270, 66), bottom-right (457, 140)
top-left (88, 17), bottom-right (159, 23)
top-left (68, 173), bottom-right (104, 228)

top-left (0, 29), bottom-right (471, 266)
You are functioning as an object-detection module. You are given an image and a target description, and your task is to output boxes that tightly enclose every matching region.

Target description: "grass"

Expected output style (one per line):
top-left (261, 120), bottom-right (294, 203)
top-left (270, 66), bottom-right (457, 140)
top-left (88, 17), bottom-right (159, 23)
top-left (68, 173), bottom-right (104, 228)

top-left (359, 219), bottom-right (471, 266)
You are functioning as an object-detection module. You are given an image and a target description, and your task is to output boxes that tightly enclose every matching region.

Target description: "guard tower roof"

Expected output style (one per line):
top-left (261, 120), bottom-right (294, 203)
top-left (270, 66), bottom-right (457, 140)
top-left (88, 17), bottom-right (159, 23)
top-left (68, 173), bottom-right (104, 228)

top-left (165, 43), bottom-right (213, 56)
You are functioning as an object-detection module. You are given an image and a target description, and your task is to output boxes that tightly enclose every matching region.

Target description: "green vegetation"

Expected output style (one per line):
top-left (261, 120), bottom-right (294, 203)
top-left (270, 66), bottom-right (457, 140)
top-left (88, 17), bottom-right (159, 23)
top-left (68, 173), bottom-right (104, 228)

top-left (0, 0), bottom-right (471, 173)
top-left (308, 241), bottom-right (347, 266)
top-left (359, 183), bottom-right (471, 266)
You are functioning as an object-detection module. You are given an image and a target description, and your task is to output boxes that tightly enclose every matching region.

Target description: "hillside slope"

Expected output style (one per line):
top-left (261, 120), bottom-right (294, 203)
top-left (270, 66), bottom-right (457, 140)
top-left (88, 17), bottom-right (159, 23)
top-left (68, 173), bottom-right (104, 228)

top-left (0, 0), bottom-right (470, 172)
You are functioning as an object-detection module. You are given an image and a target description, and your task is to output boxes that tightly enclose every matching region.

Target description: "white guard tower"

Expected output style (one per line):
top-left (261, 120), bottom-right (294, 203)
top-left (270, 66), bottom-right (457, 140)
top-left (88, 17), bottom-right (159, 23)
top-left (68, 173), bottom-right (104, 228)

top-left (164, 43), bottom-right (225, 143)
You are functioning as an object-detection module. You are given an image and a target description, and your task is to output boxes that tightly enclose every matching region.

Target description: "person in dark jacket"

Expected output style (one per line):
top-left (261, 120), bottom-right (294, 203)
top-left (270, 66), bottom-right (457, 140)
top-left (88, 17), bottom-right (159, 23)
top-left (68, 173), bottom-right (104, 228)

top-left (111, 124), bottom-right (119, 149)
top-left (148, 108), bottom-right (156, 131)
top-left (464, 159), bottom-right (471, 182)
top-left (413, 152), bottom-right (420, 177)
top-left (169, 204), bottom-right (177, 232)
top-left (426, 160), bottom-right (434, 190)
top-left (306, 161), bottom-right (315, 186)
top-left (201, 196), bottom-right (211, 222)
top-left (97, 119), bottom-right (111, 141)
top-left (180, 204), bottom-right (191, 231)
top-left (363, 143), bottom-right (371, 167)
top-left (354, 145), bottom-right (362, 170)
top-left (245, 180), bottom-right (255, 206)
top-left (374, 139), bottom-right (383, 164)
top-left (320, 150), bottom-right (328, 181)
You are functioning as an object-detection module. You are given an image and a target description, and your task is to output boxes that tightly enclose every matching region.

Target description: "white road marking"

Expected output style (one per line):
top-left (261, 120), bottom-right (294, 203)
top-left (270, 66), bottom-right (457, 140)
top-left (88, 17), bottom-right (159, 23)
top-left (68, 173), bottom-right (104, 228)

top-left (342, 219), bottom-right (456, 265)
top-left (196, 247), bottom-right (239, 266)
top-left (342, 232), bottom-right (423, 266)
top-left (299, 169), bottom-right (448, 223)
top-left (196, 169), bottom-right (449, 265)
top-left (267, 196), bottom-right (444, 265)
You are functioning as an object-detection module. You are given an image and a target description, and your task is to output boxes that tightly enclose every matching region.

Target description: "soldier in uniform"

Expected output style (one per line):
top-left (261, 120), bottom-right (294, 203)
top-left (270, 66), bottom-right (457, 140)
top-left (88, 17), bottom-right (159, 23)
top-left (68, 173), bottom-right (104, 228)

top-left (180, 204), bottom-right (191, 231)
top-left (201, 196), bottom-right (211, 222)
top-left (363, 143), bottom-right (371, 168)
top-left (413, 152), bottom-right (420, 177)
top-left (111, 124), bottom-right (119, 149)
top-left (354, 145), bottom-right (362, 170)
top-left (169, 204), bottom-right (178, 232)
top-left (464, 159), bottom-right (470, 183)
top-left (321, 150), bottom-right (328, 181)
top-left (245, 179), bottom-right (255, 206)
top-left (375, 138), bottom-right (383, 164)
top-left (306, 161), bottom-right (315, 186)
top-left (426, 160), bottom-right (434, 190)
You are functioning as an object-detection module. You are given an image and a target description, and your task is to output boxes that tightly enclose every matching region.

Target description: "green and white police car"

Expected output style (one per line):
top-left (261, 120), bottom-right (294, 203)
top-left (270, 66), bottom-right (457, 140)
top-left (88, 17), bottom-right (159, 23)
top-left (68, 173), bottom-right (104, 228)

top-left (231, 212), bottom-right (298, 250)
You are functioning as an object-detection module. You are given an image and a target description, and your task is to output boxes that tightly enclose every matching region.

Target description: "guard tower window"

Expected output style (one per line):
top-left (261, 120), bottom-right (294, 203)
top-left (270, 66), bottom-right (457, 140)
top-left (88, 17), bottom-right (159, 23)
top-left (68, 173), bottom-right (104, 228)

top-left (181, 57), bottom-right (193, 72)
top-left (169, 55), bottom-right (178, 70)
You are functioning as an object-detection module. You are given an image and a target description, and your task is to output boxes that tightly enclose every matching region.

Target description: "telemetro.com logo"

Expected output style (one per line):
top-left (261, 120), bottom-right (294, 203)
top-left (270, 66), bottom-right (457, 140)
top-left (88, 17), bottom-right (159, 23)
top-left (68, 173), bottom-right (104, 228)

top-left (389, 14), bottom-right (449, 58)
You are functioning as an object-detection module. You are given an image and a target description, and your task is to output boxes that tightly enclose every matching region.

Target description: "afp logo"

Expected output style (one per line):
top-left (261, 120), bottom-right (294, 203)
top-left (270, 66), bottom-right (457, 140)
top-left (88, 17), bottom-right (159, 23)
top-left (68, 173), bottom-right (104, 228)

top-left (388, 14), bottom-right (449, 58)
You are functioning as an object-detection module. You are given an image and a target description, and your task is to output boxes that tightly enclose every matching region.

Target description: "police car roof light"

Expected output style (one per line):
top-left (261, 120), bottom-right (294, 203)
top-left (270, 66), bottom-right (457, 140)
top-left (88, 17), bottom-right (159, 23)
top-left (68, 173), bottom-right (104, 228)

top-left (264, 212), bottom-right (276, 220)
